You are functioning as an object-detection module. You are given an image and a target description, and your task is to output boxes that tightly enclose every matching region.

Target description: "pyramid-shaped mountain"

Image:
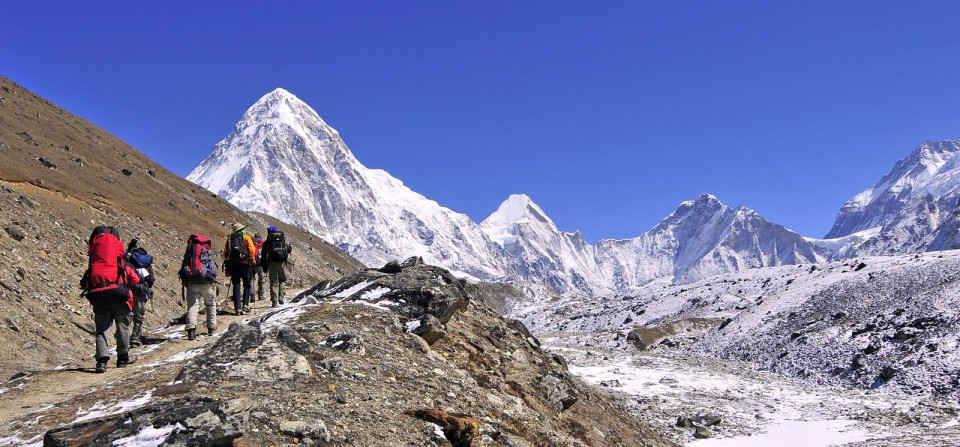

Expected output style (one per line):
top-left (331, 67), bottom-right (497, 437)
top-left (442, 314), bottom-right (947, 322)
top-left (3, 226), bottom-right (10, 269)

top-left (188, 89), bottom-right (509, 281)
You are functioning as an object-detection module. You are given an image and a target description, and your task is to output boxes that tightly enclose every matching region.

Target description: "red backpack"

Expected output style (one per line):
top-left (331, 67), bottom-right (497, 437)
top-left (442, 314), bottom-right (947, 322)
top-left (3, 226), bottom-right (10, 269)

top-left (81, 226), bottom-right (129, 294)
top-left (178, 234), bottom-right (218, 284)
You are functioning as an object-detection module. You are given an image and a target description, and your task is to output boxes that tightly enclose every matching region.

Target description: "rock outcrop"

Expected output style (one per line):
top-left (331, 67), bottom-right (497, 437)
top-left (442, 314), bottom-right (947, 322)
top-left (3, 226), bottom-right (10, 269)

top-left (42, 260), bottom-right (675, 446)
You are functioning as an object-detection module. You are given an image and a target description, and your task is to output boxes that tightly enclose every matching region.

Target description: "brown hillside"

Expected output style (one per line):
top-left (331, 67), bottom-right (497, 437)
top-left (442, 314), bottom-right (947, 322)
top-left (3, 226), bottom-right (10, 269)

top-left (0, 75), bottom-right (364, 378)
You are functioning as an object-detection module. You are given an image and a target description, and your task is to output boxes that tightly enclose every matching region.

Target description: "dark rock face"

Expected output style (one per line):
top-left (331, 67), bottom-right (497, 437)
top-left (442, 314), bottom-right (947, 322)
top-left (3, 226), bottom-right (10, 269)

top-left (4, 226), bottom-right (25, 241)
top-left (324, 332), bottom-right (365, 355)
top-left (43, 396), bottom-right (248, 447)
top-left (406, 409), bottom-right (479, 447)
top-left (312, 263), bottom-right (470, 324)
top-left (541, 373), bottom-right (581, 411)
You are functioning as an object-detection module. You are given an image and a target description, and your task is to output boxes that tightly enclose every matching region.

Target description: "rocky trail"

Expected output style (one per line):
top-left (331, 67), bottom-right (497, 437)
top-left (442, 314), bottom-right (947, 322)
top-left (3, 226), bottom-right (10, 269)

top-left (0, 301), bottom-right (273, 446)
top-left (0, 262), bottom-right (677, 447)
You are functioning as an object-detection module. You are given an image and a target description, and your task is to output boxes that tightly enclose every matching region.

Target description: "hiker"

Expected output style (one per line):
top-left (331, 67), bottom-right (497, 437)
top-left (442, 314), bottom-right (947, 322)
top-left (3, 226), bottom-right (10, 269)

top-left (124, 238), bottom-right (155, 348)
top-left (79, 226), bottom-right (141, 373)
top-left (223, 223), bottom-right (257, 315)
top-left (261, 225), bottom-right (292, 307)
top-left (178, 234), bottom-right (219, 340)
top-left (251, 233), bottom-right (266, 303)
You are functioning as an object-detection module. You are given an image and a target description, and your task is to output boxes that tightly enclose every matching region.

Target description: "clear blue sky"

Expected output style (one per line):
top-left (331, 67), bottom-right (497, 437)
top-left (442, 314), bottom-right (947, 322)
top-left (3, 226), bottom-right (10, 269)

top-left (6, 2), bottom-right (960, 241)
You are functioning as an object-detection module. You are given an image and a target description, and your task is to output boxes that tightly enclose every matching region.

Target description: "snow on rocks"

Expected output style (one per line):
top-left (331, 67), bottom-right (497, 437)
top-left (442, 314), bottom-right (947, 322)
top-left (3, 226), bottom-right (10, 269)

top-left (525, 251), bottom-right (960, 398)
top-left (545, 341), bottom-right (960, 446)
top-left (524, 251), bottom-right (960, 445)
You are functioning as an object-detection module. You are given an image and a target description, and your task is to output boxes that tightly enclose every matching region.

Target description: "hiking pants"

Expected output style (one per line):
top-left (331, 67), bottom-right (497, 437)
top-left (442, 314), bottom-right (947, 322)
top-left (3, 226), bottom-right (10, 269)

top-left (186, 282), bottom-right (217, 332)
top-left (267, 260), bottom-right (287, 302)
top-left (228, 262), bottom-right (252, 311)
top-left (131, 287), bottom-right (149, 341)
top-left (88, 290), bottom-right (131, 361)
top-left (252, 264), bottom-right (265, 301)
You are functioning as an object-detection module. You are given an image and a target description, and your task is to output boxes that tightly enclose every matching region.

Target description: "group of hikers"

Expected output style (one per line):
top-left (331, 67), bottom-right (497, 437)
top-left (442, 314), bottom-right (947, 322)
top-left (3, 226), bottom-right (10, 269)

top-left (78, 222), bottom-right (293, 373)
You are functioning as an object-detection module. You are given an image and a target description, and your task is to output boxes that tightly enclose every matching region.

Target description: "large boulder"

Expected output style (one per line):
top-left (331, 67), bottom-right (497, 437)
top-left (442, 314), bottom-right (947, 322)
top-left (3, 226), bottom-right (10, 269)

top-left (176, 321), bottom-right (313, 384)
top-left (43, 397), bottom-right (249, 446)
top-left (309, 262), bottom-right (469, 324)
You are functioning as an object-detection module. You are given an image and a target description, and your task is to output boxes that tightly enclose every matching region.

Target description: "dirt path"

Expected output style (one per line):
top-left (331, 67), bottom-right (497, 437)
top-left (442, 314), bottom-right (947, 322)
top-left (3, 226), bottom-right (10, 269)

top-left (0, 307), bottom-right (265, 446)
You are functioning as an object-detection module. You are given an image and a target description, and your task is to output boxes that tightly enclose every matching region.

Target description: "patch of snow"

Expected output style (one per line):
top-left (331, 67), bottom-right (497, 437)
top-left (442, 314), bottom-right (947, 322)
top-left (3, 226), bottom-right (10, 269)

top-left (112, 423), bottom-right (184, 446)
top-left (333, 281), bottom-right (374, 298)
top-left (74, 391), bottom-right (153, 423)
top-left (360, 287), bottom-right (391, 301)
top-left (0, 435), bottom-right (42, 447)
top-left (141, 348), bottom-right (204, 368)
top-left (690, 420), bottom-right (869, 446)
top-left (406, 320), bottom-right (422, 332)
top-left (429, 422), bottom-right (447, 441)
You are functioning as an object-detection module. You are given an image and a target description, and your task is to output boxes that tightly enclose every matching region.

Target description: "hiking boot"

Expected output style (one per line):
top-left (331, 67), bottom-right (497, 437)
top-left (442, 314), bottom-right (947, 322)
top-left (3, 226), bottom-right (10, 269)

top-left (95, 359), bottom-right (108, 374)
top-left (278, 297), bottom-right (285, 305)
top-left (207, 326), bottom-right (216, 336)
top-left (117, 354), bottom-right (136, 368)
top-left (130, 338), bottom-right (142, 348)
top-left (271, 301), bottom-right (277, 308)
top-left (242, 305), bottom-right (251, 313)
top-left (187, 328), bottom-right (197, 340)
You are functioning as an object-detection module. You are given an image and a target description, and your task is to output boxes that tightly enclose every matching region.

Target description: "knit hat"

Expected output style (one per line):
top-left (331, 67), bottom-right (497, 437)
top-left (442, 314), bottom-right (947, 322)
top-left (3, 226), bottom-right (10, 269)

top-left (232, 222), bottom-right (246, 232)
top-left (267, 225), bottom-right (279, 232)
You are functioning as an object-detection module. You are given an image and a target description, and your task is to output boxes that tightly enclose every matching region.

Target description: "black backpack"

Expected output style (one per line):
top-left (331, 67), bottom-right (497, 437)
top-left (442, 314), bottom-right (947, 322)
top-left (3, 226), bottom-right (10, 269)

top-left (227, 231), bottom-right (249, 263)
top-left (266, 231), bottom-right (290, 262)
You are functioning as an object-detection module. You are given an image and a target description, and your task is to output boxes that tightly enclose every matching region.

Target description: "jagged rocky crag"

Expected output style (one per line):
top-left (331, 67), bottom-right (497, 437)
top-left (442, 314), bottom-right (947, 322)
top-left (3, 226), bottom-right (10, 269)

top-left (44, 261), bottom-right (675, 447)
top-left (0, 76), bottom-right (363, 380)
top-left (525, 251), bottom-right (960, 400)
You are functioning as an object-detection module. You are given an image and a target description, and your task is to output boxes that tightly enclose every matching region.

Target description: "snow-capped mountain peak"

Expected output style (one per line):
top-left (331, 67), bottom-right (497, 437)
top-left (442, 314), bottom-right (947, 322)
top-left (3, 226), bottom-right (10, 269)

top-left (481, 194), bottom-right (559, 242)
top-left (826, 140), bottom-right (960, 239)
top-left (188, 89), bottom-right (510, 282)
top-left (240, 88), bottom-right (339, 137)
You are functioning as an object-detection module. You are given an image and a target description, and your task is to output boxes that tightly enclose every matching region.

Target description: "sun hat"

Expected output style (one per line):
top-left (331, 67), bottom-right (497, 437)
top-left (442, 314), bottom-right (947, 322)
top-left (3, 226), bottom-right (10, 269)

top-left (232, 222), bottom-right (246, 232)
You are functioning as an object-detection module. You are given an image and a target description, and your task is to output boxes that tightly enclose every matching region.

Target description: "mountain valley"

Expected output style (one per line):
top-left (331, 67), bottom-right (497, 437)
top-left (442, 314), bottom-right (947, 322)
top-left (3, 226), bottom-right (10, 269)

top-left (4, 74), bottom-right (960, 446)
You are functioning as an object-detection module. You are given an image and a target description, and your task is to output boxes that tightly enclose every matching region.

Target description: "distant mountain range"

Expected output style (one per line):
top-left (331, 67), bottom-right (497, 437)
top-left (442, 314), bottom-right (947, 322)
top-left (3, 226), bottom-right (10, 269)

top-left (189, 89), bottom-right (960, 295)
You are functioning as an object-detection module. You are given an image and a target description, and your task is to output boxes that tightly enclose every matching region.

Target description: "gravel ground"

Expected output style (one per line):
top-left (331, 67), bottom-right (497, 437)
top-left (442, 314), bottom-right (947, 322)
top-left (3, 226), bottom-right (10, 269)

top-left (543, 335), bottom-right (960, 447)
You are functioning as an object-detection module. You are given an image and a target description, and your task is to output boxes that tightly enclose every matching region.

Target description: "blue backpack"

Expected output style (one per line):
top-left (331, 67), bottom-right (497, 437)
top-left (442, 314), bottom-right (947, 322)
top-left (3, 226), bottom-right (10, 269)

top-left (127, 248), bottom-right (153, 269)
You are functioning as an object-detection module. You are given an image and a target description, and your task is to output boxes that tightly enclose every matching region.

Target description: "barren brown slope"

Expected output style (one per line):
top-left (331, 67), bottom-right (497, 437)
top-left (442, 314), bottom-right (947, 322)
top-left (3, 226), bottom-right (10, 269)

top-left (0, 75), bottom-right (364, 379)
